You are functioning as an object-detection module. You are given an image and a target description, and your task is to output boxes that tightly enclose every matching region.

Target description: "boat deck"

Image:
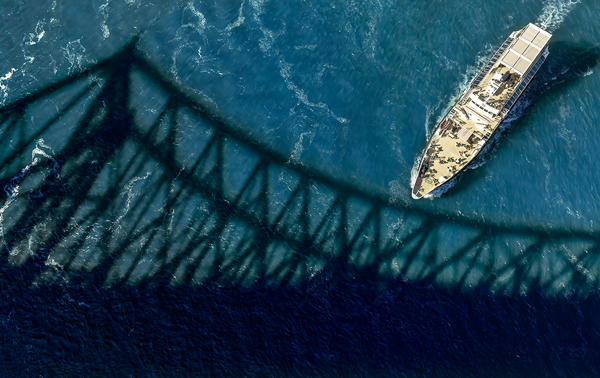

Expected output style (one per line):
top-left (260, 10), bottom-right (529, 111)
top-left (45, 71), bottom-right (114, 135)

top-left (412, 23), bottom-right (552, 199)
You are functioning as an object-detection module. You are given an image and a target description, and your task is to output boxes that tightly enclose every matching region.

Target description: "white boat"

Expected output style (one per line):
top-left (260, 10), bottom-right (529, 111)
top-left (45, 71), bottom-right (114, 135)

top-left (412, 23), bottom-right (552, 199)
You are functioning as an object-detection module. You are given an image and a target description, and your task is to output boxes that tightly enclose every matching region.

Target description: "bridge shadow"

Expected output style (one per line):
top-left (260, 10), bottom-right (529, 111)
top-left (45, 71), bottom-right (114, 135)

top-left (0, 38), bottom-right (599, 295)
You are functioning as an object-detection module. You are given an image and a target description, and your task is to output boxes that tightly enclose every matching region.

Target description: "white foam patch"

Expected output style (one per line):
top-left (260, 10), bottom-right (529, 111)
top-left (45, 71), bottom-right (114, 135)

top-left (170, 2), bottom-right (211, 86)
top-left (62, 39), bottom-right (87, 74)
top-left (183, 1), bottom-right (207, 34)
top-left (250, 0), bottom-right (266, 16)
top-left (225, 0), bottom-right (246, 32)
top-left (99, 0), bottom-right (110, 39)
top-left (20, 19), bottom-right (49, 68)
top-left (536, 0), bottom-right (580, 33)
top-left (0, 69), bottom-right (16, 82)
top-left (0, 139), bottom-right (59, 243)
top-left (0, 68), bottom-right (17, 105)
top-left (294, 45), bottom-right (316, 51)
top-left (424, 105), bottom-right (433, 137)
top-left (32, 139), bottom-right (57, 165)
top-left (24, 20), bottom-right (46, 46)
top-left (409, 150), bottom-right (422, 190)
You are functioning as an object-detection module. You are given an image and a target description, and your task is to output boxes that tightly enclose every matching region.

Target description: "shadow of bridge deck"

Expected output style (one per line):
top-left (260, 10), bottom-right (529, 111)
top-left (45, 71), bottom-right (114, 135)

top-left (0, 39), bottom-right (599, 294)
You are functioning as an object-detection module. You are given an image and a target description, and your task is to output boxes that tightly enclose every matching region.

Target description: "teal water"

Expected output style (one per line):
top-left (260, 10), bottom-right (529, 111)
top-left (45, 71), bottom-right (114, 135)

top-left (1, 0), bottom-right (598, 231)
top-left (1, 0), bottom-right (600, 375)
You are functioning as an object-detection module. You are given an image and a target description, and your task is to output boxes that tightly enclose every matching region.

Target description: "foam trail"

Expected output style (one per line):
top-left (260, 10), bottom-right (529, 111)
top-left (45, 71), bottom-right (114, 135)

top-left (250, 0), bottom-right (348, 125)
top-left (99, 0), bottom-right (110, 39)
top-left (409, 162), bottom-right (417, 189)
top-left (62, 39), bottom-right (87, 74)
top-left (111, 168), bottom-right (156, 233)
top-left (423, 105), bottom-right (432, 137)
top-left (536, 0), bottom-right (579, 33)
top-left (225, 0), bottom-right (245, 33)
top-left (289, 130), bottom-right (316, 163)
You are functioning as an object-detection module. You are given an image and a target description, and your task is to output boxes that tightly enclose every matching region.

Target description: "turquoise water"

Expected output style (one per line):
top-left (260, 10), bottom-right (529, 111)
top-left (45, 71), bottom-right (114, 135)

top-left (1, 0), bottom-right (598, 231)
top-left (1, 0), bottom-right (600, 375)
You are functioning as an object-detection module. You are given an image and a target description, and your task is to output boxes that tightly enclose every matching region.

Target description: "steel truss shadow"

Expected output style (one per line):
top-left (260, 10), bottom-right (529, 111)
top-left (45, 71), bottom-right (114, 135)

top-left (0, 39), bottom-right (599, 294)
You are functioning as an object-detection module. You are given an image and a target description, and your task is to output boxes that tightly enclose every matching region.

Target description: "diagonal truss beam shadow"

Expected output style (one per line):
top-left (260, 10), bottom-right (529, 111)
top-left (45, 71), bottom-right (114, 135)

top-left (0, 38), bottom-right (598, 294)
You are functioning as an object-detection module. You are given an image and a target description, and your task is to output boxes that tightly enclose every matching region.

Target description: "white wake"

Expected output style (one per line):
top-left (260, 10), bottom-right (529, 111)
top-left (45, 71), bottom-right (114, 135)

top-left (536, 0), bottom-right (579, 32)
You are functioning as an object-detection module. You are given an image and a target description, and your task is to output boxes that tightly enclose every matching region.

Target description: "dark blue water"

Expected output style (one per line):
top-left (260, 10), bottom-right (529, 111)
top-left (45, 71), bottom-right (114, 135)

top-left (1, 0), bottom-right (600, 376)
top-left (2, 263), bottom-right (600, 377)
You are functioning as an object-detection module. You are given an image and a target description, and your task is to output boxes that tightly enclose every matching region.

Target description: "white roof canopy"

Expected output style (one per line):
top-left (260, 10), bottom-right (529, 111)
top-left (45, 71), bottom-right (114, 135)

top-left (499, 23), bottom-right (552, 75)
